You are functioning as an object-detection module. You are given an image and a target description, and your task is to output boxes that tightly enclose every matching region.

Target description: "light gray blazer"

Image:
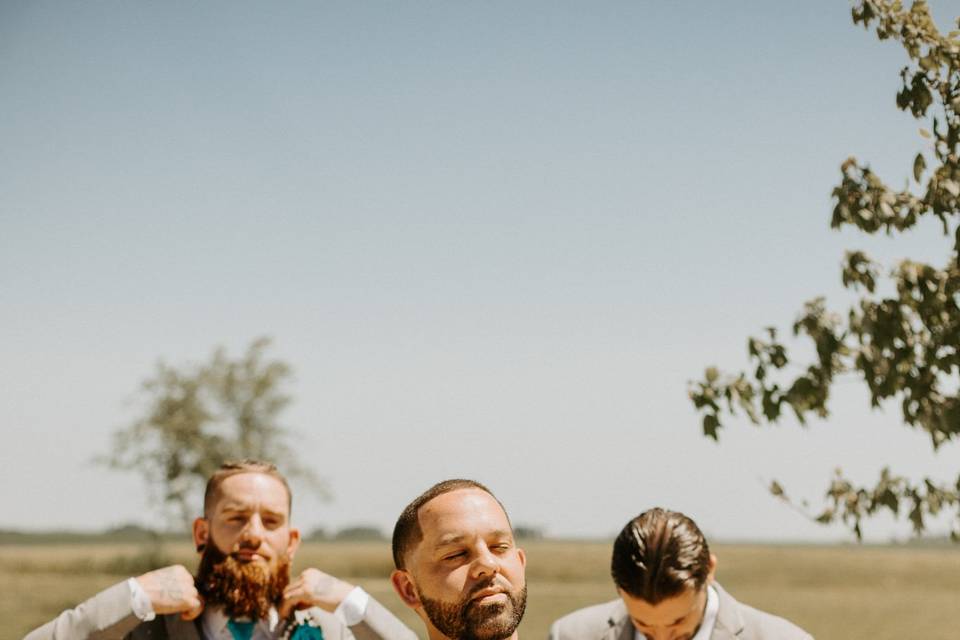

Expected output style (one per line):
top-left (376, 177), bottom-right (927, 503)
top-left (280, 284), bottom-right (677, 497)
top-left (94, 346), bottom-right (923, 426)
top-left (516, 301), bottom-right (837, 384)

top-left (24, 580), bottom-right (417, 640)
top-left (547, 583), bottom-right (813, 640)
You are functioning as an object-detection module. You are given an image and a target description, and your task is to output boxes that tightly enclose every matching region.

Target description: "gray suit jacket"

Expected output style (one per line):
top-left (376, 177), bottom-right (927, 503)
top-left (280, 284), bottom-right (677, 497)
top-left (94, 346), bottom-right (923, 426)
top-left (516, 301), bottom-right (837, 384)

top-left (24, 580), bottom-right (417, 640)
top-left (547, 583), bottom-right (812, 640)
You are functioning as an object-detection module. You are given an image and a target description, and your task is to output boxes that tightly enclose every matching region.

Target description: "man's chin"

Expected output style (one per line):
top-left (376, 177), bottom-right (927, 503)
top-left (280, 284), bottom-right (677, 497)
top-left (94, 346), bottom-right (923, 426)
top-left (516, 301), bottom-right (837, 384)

top-left (195, 546), bottom-right (290, 620)
top-left (420, 585), bottom-right (526, 640)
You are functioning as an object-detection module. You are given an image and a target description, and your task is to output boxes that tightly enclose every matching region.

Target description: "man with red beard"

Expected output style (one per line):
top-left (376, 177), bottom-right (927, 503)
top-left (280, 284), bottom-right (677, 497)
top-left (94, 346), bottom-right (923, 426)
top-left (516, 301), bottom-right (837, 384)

top-left (389, 479), bottom-right (527, 640)
top-left (26, 460), bottom-right (417, 640)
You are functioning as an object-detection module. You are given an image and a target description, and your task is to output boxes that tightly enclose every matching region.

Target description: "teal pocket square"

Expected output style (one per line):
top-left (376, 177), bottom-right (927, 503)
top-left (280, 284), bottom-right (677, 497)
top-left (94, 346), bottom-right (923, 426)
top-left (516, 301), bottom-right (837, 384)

top-left (290, 625), bottom-right (324, 640)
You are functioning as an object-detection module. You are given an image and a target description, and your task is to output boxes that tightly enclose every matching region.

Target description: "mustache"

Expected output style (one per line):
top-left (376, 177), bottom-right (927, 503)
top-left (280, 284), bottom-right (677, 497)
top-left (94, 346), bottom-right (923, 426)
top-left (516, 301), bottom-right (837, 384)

top-left (465, 577), bottom-right (510, 603)
top-left (196, 540), bottom-right (260, 556)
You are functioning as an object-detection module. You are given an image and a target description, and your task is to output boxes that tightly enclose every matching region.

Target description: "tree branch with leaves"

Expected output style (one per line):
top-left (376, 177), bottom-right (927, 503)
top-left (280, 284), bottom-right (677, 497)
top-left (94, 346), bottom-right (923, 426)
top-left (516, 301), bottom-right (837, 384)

top-left (689, 0), bottom-right (960, 541)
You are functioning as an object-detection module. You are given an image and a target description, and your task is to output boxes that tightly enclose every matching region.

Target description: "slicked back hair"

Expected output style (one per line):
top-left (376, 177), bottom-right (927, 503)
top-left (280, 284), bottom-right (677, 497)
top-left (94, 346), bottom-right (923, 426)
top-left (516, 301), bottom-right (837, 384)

top-left (611, 508), bottom-right (712, 605)
top-left (392, 479), bottom-right (508, 570)
top-left (203, 459), bottom-right (292, 518)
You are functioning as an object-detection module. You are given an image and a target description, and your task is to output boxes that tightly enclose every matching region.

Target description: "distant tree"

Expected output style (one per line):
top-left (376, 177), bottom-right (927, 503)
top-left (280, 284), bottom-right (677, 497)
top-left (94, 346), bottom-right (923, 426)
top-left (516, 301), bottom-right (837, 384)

top-left (513, 525), bottom-right (545, 540)
top-left (101, 337), bottom-right (325, 527)
top-left (333, 526), bottom-right (386, 541)
top-left (689, 0), bottom-right (960, 541)
top-left (304, 527), bottom-right (330, 542)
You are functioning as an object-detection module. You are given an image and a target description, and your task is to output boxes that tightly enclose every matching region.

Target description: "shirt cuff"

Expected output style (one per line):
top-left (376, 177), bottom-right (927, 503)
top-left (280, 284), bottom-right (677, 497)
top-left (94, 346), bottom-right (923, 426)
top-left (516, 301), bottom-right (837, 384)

top-left (334, 586), bottom-right (369, 626)
top-left (127, 577), bottom-right (157, 622)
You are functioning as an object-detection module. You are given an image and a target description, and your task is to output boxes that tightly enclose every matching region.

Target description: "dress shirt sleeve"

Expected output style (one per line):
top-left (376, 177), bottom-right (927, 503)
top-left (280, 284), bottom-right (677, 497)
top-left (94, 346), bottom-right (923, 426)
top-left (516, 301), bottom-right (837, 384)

top-left (334, 586), bottom-right (370, 626)
top-left (127, 576), bottom-right (157, 621)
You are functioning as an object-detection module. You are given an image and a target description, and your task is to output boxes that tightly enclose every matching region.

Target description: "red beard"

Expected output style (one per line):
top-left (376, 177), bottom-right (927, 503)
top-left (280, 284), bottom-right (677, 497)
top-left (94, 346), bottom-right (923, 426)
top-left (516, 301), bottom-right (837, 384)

top-left (195, 543), bottom-right (291, 620)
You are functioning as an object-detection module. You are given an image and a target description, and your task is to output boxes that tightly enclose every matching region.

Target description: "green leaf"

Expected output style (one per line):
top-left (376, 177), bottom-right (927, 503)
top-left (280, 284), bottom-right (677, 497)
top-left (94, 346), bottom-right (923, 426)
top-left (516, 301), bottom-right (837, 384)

top-left (770, 480), bottom-right (786, 499)
top-left (703, 414), bottom-right (721, 441)
top-left (913, 153), bottom-right (926, 181)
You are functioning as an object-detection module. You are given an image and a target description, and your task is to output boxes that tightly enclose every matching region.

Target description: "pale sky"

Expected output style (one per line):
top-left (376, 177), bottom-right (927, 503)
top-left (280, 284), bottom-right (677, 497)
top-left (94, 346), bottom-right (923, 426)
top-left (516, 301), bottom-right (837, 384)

top-left (2, 1), bottom-right (959, 543)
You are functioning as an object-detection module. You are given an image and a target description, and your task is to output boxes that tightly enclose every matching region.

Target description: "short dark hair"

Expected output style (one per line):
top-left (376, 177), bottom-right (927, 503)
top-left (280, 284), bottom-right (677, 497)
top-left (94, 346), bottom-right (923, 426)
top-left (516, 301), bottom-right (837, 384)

top-left (391, 478), bottom-right (508, 570)
top-left (610, 508), bottom-right (712, 604)
top-left (203, 459), bottom-right (292, 518)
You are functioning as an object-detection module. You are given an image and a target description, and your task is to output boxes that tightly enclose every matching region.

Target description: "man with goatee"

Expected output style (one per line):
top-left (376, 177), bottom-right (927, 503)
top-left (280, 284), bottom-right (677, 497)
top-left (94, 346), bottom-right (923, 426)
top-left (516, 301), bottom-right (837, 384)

top-left (26, 460), bottom-right (417, 640)
top-left (389, 479), bottom-right (527, 640)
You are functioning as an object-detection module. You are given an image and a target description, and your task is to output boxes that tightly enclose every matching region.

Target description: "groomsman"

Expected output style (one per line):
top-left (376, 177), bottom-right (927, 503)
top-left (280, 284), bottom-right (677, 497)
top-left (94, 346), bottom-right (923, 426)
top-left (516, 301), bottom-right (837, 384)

top-left (26, 460), bottom-right (417, 640)
top-left (548, 508), bottom-right (813, 640)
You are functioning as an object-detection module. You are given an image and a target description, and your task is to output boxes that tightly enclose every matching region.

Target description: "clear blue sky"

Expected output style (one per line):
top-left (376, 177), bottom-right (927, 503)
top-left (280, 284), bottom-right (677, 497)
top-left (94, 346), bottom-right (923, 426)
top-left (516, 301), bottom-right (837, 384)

top-left (2, 0), bottom-right (958, 541)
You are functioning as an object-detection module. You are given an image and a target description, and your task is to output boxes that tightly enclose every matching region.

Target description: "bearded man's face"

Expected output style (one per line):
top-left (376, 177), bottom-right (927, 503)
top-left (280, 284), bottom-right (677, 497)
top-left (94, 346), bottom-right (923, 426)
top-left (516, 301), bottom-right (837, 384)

top-left (192, 471), bottom-right (301, 619)
top-left (391, 488), bottom-right (528, 640)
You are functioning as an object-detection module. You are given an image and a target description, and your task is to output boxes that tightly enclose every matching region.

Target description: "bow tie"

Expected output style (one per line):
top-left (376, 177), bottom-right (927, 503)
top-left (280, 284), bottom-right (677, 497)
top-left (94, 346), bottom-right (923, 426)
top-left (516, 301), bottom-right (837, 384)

top-left (227, 619), bottom-right (256, 640)
top-left (227, 616), bottom-right (326, 640)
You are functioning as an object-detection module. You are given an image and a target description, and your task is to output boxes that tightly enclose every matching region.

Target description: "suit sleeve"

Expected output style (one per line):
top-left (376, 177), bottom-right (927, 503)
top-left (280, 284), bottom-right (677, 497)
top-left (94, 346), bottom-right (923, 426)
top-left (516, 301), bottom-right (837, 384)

top-left (546, 619), bottom-right (563, 640)
top-left (22, 580), bottom-right (143, 640)
top-left (343, 595), bottom-right (418, 640)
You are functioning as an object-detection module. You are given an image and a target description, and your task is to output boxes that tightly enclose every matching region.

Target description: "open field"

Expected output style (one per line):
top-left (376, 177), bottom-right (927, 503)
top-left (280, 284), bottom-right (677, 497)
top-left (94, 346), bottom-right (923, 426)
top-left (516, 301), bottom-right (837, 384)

top-left (2, 540), bottom-right (958, 639)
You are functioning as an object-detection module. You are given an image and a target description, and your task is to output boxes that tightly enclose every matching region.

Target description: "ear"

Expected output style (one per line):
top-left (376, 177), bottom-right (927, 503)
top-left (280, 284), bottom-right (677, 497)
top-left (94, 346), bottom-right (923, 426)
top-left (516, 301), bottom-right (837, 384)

top-left (517, 546), bottom-right (527, 569)
top-left (706, 553), bottom-right (718, 583)
top-left (192, 517), bottom-right (209, 554)
top-left (390, 570), bottom-right (421, 609)
top-left (287, 527), bottom-right (301, 559)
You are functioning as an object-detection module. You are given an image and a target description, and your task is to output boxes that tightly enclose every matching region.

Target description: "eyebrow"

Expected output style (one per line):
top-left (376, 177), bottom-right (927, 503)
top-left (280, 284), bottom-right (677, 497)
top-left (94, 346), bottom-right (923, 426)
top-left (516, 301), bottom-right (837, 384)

top-left (433, 530), bottom-right (513, 548)
top-left (219, 503), bottom-right (285, 517)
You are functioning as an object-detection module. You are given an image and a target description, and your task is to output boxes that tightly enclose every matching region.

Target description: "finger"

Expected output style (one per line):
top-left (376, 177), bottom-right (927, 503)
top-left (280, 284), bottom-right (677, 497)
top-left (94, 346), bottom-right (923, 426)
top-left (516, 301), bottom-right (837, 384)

top-left (181, 596), bottom-right (204, 621)
top-left (278, 597), bottom-right (295, 620)
top-left (283, 580), bottom-right (307, 599)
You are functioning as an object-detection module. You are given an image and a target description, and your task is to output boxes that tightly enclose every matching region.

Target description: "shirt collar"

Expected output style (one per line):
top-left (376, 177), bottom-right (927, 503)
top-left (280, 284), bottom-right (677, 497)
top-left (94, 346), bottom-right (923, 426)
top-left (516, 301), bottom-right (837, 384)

top-left (691, 585), bottom-right (719, 640)
top-left (201, 606), bottom-right (280, 639)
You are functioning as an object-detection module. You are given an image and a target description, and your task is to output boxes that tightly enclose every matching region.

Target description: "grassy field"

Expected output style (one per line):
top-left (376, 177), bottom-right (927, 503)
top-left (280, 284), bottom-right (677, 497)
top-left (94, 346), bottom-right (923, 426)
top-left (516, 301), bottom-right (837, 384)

top-left (2, 540), bottom-right (958, 639)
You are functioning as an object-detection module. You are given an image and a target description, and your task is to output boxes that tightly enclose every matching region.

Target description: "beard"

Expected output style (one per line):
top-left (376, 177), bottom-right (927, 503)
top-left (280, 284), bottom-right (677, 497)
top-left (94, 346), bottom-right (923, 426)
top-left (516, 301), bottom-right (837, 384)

top-left (419, 579), bottom-right (527, 640)
top-left (194, 543), bottom-right (291, 620)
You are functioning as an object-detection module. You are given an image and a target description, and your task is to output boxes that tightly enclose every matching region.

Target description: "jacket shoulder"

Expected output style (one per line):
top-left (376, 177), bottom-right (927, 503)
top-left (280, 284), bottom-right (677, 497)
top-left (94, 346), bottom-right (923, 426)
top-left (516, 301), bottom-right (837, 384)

top-left (735, 602), bottom-right (814, 640)
top-left (549, 600), bottom-right (625, 640)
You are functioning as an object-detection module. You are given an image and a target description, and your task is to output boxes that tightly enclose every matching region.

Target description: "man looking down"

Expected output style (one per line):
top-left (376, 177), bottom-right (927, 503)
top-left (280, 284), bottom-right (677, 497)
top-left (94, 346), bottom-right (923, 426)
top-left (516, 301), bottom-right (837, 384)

top-left (548, 508), bottom-right (813, 640)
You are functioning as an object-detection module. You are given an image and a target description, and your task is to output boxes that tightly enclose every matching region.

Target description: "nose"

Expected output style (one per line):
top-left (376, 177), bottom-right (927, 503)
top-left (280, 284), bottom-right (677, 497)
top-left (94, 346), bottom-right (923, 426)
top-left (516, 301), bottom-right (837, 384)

top-left (240, 514), bottom-right (265, 546)
top-left (469, 545), bottom-right (501, 580)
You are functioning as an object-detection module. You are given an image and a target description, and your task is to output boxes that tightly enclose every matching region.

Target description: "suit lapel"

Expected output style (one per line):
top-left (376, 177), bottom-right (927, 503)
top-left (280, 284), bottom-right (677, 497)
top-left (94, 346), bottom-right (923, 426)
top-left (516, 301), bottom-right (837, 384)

top-left (709, 583), bottom-right (744, 640)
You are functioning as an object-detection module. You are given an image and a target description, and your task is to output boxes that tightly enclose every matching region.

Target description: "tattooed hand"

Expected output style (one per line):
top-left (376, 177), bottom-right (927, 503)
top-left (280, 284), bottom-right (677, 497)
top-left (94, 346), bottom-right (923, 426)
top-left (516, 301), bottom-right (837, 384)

top-left (135, 565), bottom-right (204, 620)
top-left (279, 568), bottom-right (354, 618)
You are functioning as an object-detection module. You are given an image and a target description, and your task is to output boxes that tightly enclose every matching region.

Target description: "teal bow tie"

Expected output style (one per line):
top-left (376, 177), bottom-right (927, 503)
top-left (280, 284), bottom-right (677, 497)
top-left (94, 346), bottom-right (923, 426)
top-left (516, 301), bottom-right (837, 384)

top-left (227, 619), bottom-right (256, 640)
top-left (290, 625), bottom-right (324, 640)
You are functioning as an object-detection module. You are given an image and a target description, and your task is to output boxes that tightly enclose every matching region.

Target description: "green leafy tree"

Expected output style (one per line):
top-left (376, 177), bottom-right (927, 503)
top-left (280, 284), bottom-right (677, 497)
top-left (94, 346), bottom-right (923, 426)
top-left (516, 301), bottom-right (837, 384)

top-left (689, 0), bottom-right (960, 541)
top-left (102, 337), bottom-right (325, 527)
